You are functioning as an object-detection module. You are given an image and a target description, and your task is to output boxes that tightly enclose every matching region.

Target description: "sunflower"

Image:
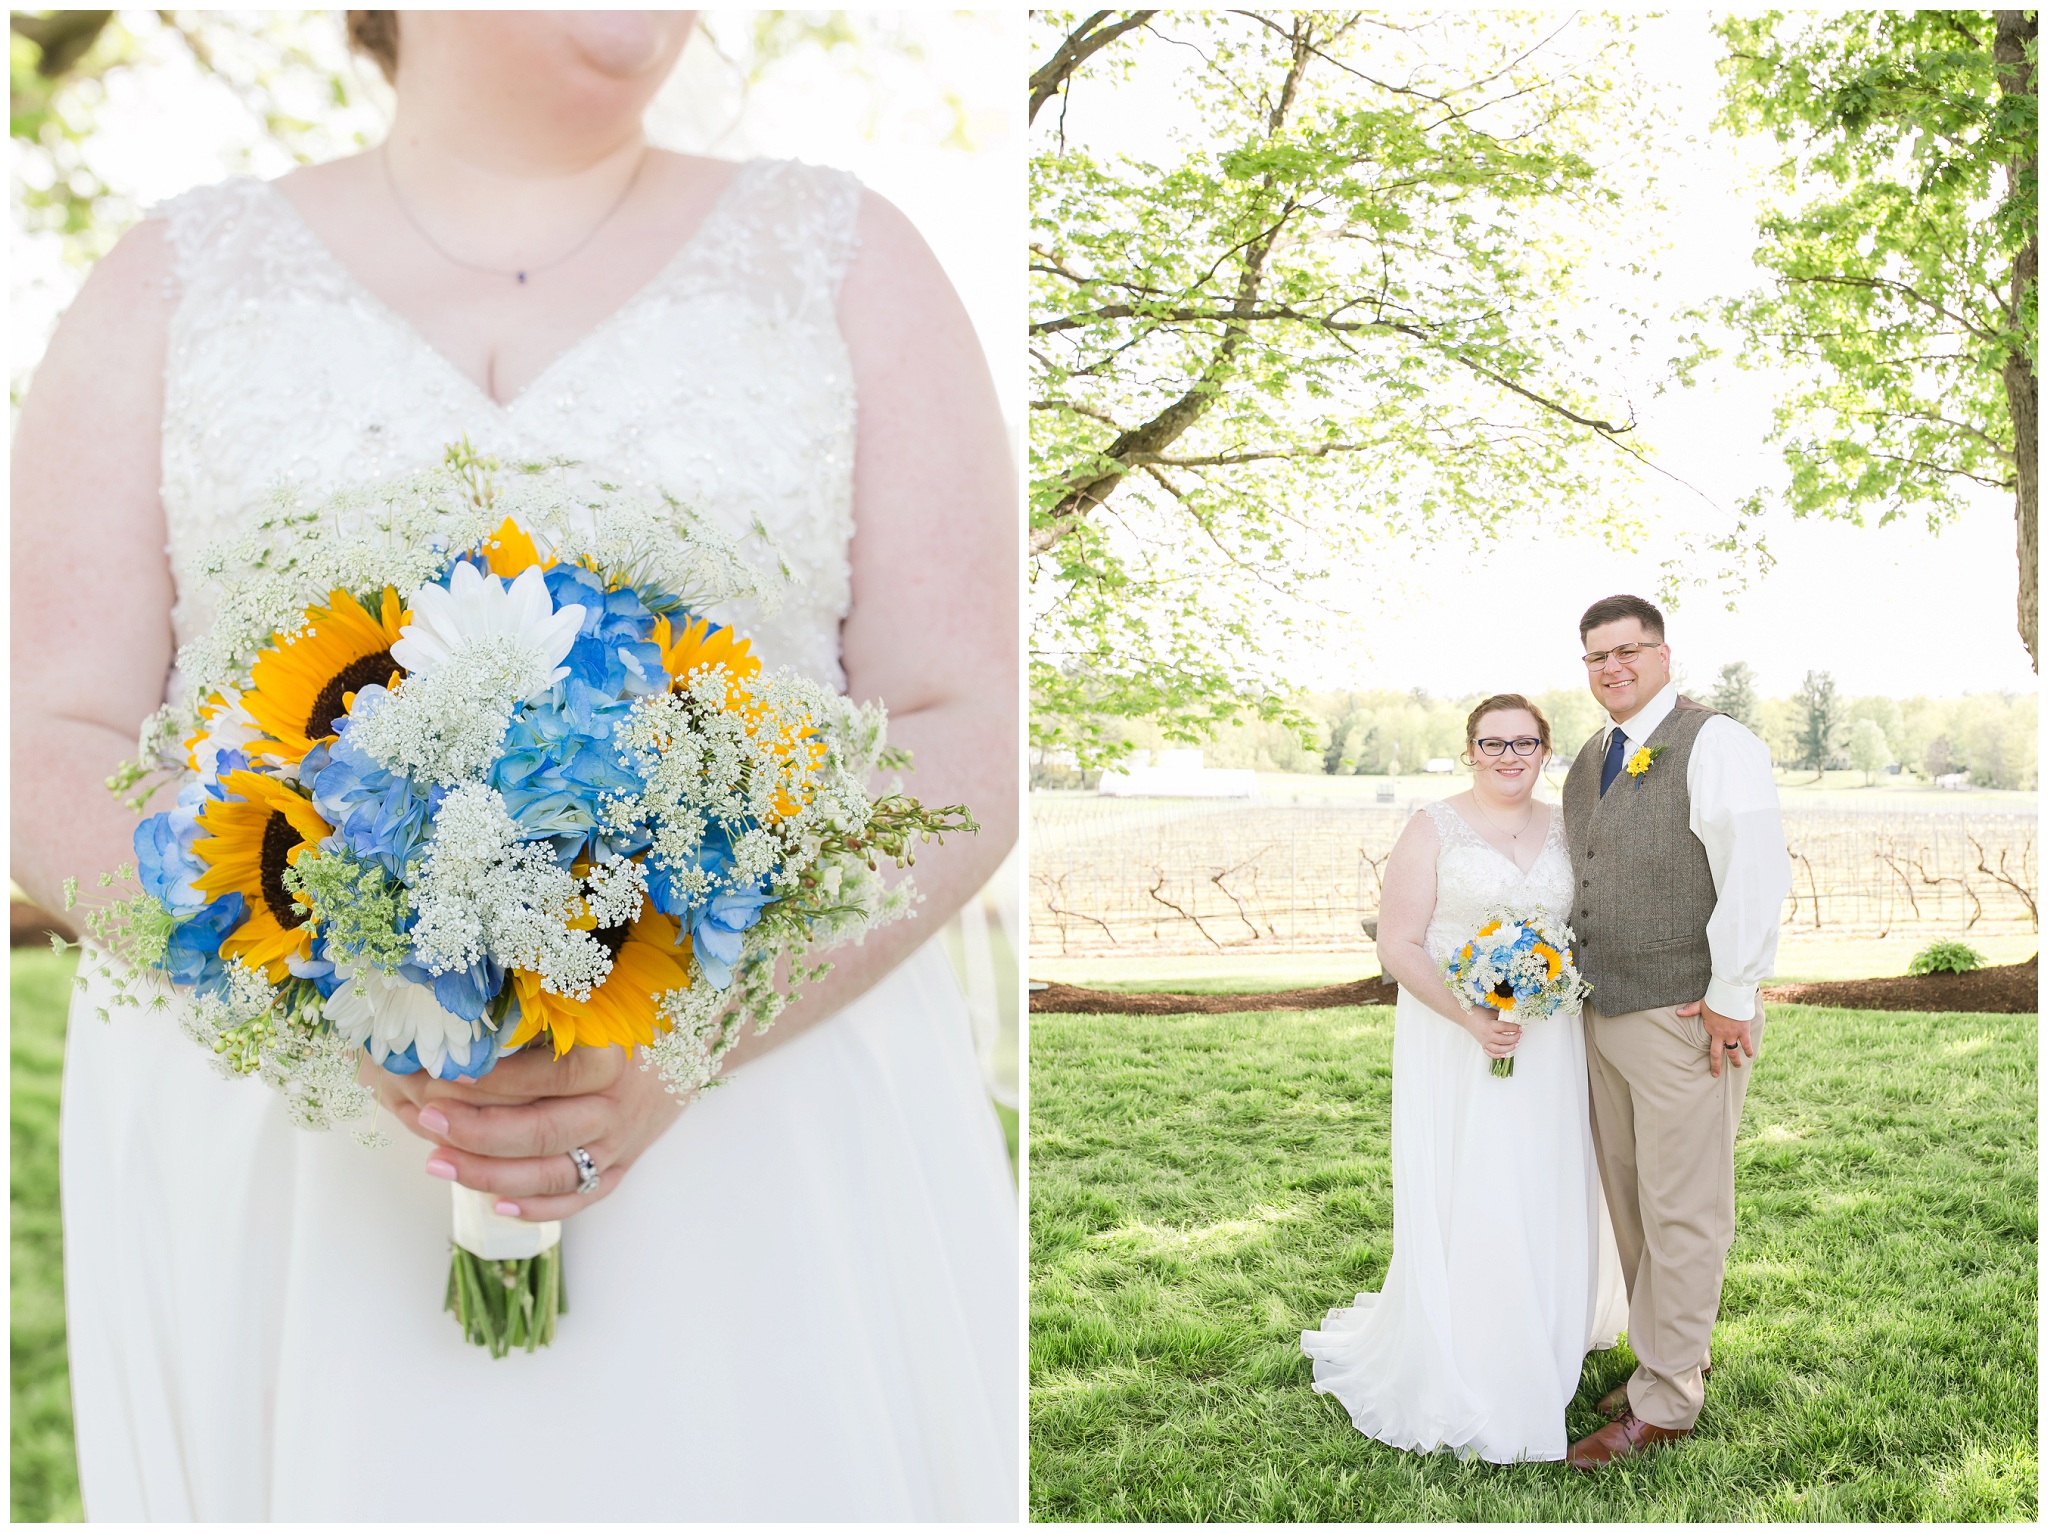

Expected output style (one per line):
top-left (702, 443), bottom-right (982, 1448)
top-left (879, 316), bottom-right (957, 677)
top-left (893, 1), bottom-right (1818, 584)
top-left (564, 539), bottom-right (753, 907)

top-left (651, 614), bottom-right (760, 691)
top-left (191, 770), bottom-right (334, 980)
top-left (652, 614), bottom-right (824, 817)
top-left (507, 905), bottom-right (693, 1056)
top-left (478, 516), bottom-right (554, 579)
top-left (1533, 942), bottom-right (1564, 982)
top-left (244, 587), bottom-right (409, 764)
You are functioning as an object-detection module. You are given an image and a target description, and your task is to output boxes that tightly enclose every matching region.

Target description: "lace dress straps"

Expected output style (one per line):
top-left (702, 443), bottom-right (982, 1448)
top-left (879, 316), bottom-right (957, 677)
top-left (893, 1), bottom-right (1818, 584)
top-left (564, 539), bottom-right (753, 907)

top-left (1421, 799), bottom-right (1480, 848)
top-left (674, 159), bottom-right (863, 323)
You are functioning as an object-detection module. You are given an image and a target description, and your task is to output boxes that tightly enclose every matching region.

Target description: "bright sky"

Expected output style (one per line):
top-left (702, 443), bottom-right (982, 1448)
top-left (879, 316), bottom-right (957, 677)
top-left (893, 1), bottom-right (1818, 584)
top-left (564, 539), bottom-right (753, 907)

top-left (1040, 11), bottom-right (2035, 702)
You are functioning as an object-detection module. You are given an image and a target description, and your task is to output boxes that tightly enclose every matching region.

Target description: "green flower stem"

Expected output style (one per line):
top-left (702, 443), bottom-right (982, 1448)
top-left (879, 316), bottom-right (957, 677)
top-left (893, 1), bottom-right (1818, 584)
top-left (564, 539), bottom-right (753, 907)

top-left (1491, 1056), bottom-right (1516, 1078)
top-left (444, 1244), bottom-right (567, 1357)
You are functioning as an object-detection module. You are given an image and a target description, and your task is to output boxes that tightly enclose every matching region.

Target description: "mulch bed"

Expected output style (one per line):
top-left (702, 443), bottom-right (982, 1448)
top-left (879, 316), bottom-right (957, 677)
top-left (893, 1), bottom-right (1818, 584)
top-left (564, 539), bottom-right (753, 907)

top-left (1757, 957), bottom-right (2036, 1015)
top-left (1031, 957), bottom-right (2038, 1016)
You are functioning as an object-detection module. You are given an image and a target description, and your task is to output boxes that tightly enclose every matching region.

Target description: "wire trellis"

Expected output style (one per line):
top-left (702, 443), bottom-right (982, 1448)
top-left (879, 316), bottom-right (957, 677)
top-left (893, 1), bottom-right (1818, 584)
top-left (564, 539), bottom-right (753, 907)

top-left (1028, 795), bottom-right (2038, 958)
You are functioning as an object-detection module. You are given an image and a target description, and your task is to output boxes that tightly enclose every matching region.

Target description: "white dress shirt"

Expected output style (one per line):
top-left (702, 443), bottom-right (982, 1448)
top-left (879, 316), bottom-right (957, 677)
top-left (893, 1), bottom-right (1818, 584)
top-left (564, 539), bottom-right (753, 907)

top-left (1601, 683), bottom-right (1790, 1020)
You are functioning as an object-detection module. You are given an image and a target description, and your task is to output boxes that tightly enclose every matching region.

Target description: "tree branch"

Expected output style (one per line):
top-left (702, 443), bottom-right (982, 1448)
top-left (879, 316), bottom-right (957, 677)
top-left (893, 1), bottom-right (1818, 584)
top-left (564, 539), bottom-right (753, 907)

top-left (1780, 271), bottom-right (2007, 346)
top-left (10, 10), bottom-right (113, 78)
top-left (1029, 10), bottom-right (1158, 124)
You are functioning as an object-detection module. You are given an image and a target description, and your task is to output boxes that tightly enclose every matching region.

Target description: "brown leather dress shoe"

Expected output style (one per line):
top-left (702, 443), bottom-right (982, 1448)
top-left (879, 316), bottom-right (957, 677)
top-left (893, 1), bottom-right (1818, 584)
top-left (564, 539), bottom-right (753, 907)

top-left (1596, 1365), bottom-right (1710, 1418)
top-left (1568, 1408), bottom-right (1692, 1469)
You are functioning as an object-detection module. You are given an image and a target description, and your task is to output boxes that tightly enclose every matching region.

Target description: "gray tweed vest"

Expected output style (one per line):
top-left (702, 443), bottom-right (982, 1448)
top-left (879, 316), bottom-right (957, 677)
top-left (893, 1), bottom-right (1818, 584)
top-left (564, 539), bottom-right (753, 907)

top-left (1561, 697), bottom-right (1720, 1016)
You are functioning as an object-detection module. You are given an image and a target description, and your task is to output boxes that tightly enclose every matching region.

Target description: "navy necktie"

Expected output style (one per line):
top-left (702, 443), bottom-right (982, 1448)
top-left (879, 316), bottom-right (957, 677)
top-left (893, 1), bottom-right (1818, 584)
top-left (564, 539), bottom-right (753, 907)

top-left (1599, 725), bottom-right (1629, 796)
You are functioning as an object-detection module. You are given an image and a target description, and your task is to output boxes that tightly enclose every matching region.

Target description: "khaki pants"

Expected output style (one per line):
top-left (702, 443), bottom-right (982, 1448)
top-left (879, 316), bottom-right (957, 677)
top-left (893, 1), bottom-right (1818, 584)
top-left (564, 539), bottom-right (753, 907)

top-left (1584, 1001), bottom-right (1764, 1431)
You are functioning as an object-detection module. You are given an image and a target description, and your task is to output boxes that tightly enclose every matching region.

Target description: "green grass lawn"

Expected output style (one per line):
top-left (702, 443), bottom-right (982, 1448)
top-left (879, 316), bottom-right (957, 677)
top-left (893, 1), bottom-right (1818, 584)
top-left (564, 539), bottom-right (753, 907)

top-left (1031, 1003), bottom-right (2037, 1521)
top-left (13, 947), bottom-right (82, 1523)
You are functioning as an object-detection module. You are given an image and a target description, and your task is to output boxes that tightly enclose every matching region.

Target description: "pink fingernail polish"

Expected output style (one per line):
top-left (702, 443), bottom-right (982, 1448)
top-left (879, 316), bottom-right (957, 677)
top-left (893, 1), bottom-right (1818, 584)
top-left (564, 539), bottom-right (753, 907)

top-left (495, 1200), bottom-right (521, 1217)
top-left (418, 1107), bottom-right (450, 1135)
top-left (425, 1158), bottom-right (457, 1181)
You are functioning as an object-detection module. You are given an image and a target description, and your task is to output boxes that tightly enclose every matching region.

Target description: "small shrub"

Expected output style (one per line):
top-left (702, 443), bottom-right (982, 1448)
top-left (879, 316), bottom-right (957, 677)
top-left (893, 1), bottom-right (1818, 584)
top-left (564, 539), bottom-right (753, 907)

top-left (1909, 941), bottom-right (1986, 976)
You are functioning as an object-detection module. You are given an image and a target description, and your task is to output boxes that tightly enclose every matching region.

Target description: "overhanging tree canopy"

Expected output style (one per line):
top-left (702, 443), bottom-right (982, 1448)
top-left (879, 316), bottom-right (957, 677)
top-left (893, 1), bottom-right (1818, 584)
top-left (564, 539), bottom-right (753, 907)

top-left (1029, 9), bottom-right (1674, 764)
top-left (1715, 9), bottom-right (2038, 669)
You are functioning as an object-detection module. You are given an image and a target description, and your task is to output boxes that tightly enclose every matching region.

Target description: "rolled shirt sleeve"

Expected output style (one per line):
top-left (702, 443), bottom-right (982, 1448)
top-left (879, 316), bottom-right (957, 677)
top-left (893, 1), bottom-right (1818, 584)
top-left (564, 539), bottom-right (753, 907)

top-left (1687, 716), bottom-right (1790, 1020)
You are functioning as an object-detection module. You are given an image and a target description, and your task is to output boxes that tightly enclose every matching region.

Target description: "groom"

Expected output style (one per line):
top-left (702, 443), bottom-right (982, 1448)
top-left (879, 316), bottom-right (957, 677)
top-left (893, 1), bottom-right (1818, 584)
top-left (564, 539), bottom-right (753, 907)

top-left (1559, 595), bottom-right (1790, 1469)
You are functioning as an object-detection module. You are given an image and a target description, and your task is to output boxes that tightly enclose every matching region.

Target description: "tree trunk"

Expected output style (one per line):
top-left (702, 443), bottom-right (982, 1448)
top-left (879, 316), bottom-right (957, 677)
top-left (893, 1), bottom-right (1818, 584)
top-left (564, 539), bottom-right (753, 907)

top-left (1996, 10), bottom-right (2038, 670)
top-left (2008, 347), bottom-right (2038, 671)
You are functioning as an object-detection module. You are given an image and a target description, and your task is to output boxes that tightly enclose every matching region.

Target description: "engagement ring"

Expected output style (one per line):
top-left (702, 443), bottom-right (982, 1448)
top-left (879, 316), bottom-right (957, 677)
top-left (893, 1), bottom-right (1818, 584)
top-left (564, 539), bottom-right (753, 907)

top-left (568, 1146), bottom-right (600, 1196)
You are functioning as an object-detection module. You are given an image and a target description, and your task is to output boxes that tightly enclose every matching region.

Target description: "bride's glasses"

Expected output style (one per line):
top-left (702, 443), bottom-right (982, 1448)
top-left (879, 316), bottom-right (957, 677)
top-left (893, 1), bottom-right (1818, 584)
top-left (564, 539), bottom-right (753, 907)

top-left (1474, 736), bottom-right (1544, 757)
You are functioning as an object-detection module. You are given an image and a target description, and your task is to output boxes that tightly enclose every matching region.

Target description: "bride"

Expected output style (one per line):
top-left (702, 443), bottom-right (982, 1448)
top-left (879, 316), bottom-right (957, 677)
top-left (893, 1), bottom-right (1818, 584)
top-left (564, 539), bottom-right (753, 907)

top-left (11, 12), bottom-right (1017, 1521)
top-left (1301, 695), bottom-right (1625, 1464)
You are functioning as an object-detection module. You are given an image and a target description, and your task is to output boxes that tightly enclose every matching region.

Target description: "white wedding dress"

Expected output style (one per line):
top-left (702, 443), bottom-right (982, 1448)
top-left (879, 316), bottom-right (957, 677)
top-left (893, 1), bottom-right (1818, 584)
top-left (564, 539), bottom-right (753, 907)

top-left (59, 161), bottom-right (1018, 1521)
top-left (1301, 800), bottom-right (1627, 1464)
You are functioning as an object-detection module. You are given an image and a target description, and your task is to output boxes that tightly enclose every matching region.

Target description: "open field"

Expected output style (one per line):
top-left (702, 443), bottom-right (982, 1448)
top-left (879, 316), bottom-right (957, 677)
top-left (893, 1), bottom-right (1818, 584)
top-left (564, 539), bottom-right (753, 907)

top-left (1030, 1002), bottom-right (2038, 1521)
top-left (1030, 788), bottom-right (2036, 962)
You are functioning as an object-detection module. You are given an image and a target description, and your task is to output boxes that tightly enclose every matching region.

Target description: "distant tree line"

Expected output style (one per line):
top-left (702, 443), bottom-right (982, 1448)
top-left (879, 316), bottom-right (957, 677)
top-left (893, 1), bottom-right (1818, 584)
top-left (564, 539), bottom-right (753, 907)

top-left (1089, 672), bottom-right (2038, 791)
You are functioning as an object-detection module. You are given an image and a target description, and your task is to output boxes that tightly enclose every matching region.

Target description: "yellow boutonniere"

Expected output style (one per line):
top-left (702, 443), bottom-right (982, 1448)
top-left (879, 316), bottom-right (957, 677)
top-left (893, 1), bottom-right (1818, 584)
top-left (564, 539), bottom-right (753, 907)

top-left (1625, 743), bottom-right (1668, 783)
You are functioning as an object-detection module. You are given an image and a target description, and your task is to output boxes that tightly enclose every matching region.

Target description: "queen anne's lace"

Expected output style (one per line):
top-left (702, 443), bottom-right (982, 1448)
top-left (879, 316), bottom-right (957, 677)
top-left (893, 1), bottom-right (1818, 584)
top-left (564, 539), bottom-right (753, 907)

top-left (407, 781), bottom-right (611, 999)
top-left (350, 636), bottom-right (548, 786)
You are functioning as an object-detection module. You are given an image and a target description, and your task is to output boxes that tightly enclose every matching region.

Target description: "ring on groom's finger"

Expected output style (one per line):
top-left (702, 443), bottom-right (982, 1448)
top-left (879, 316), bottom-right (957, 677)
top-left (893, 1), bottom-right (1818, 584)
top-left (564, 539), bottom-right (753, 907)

top-left (567, 1145), bottom-right (600, 1195)
top-left (1723, 1042), bottom-right (1739, 1050)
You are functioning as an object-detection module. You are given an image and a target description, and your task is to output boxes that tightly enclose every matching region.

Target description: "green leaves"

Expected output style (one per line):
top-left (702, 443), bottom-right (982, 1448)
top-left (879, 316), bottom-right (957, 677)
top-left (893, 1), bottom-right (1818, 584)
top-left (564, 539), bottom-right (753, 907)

top-left (1714, 10), bottom-right (2036, 663)
top-left (1030, 11), bottom-right (1665, 762)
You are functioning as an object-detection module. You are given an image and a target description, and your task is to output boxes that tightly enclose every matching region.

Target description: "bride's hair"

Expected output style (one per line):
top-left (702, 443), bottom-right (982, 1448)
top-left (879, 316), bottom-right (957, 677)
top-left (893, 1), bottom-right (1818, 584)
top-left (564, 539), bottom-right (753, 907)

top-left (1462, 693), bottom-right (1551, 766)
top-left (346, 11), bottom-right (399, 83)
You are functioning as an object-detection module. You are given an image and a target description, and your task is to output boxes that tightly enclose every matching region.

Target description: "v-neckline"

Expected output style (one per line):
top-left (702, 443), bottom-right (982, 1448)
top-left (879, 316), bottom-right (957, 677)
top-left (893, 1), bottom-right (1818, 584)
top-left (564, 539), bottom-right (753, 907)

top-left (1444, 799), bottom-right (1555, 879)
top-left (256, 159), bottom-right (759, 414)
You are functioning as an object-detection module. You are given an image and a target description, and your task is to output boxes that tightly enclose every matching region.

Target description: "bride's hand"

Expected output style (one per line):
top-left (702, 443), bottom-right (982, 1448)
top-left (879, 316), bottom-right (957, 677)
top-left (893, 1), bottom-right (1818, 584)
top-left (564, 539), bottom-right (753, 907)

top-left (1464, 1007), bottom-right (1522, 1060)
top-left (372, 1045), bottom-right (685, 1221)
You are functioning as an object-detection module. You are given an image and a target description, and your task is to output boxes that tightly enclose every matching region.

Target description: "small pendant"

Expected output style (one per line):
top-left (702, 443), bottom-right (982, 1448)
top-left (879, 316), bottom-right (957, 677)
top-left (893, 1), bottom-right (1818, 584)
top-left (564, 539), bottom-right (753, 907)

top-left (516, 271), bottom-right (527, 284)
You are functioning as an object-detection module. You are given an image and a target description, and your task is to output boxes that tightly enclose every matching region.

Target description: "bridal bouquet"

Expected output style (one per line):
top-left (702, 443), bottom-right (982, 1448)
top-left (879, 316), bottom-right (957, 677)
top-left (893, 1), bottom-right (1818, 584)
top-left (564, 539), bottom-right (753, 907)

top-left (78, 445), bottom-right (971, 1355)
top-left (1441, 908), bottom-right (1590, 1077)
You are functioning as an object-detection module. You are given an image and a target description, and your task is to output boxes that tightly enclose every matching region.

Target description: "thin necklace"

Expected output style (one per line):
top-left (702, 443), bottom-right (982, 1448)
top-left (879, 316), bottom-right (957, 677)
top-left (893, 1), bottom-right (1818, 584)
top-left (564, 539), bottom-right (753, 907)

top-left (1472, 794), bottom-right (1537, 844)
top-left (381, 143), bottom-right (648, 285)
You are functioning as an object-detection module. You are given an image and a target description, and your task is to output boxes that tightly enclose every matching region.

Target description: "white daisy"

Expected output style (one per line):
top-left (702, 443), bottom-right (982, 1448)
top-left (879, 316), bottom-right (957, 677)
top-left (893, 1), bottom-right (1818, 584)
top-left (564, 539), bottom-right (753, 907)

top-left (191, 691), bottom-right (264, 781)
top-left (326, 962), bottom-right (490, 1080)
top-left (392, 562), bottom-right (584, 702)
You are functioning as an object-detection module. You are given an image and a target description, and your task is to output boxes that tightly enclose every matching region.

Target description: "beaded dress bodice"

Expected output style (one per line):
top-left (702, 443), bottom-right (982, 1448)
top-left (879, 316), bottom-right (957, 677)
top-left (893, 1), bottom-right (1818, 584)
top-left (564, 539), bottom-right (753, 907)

top-left (1420, 799), bottom-right (1574, 965)
top-left (155, 159), bottom-right (860, 689)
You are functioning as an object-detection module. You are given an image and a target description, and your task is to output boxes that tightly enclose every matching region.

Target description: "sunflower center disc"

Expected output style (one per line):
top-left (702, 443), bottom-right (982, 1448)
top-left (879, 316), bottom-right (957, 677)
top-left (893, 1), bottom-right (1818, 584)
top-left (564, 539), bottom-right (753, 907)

top-left (308, 649), bottom-right (399, 738)
top-left (260, 811), bottom-right (309, 929)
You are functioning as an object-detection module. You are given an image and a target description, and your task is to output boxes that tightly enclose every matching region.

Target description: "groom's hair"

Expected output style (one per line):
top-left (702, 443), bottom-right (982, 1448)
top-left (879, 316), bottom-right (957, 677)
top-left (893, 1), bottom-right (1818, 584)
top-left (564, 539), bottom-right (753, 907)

top-left (1578, 594), bottom-right (1665, 644)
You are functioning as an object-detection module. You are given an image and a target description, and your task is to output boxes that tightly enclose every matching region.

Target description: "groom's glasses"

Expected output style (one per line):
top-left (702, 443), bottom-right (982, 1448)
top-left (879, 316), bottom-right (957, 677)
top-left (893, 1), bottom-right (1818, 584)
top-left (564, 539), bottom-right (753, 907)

top-left (1582, 642), bottom-right (1658, 668)
top-left (1474, 737), bottom-right (1544, 757)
